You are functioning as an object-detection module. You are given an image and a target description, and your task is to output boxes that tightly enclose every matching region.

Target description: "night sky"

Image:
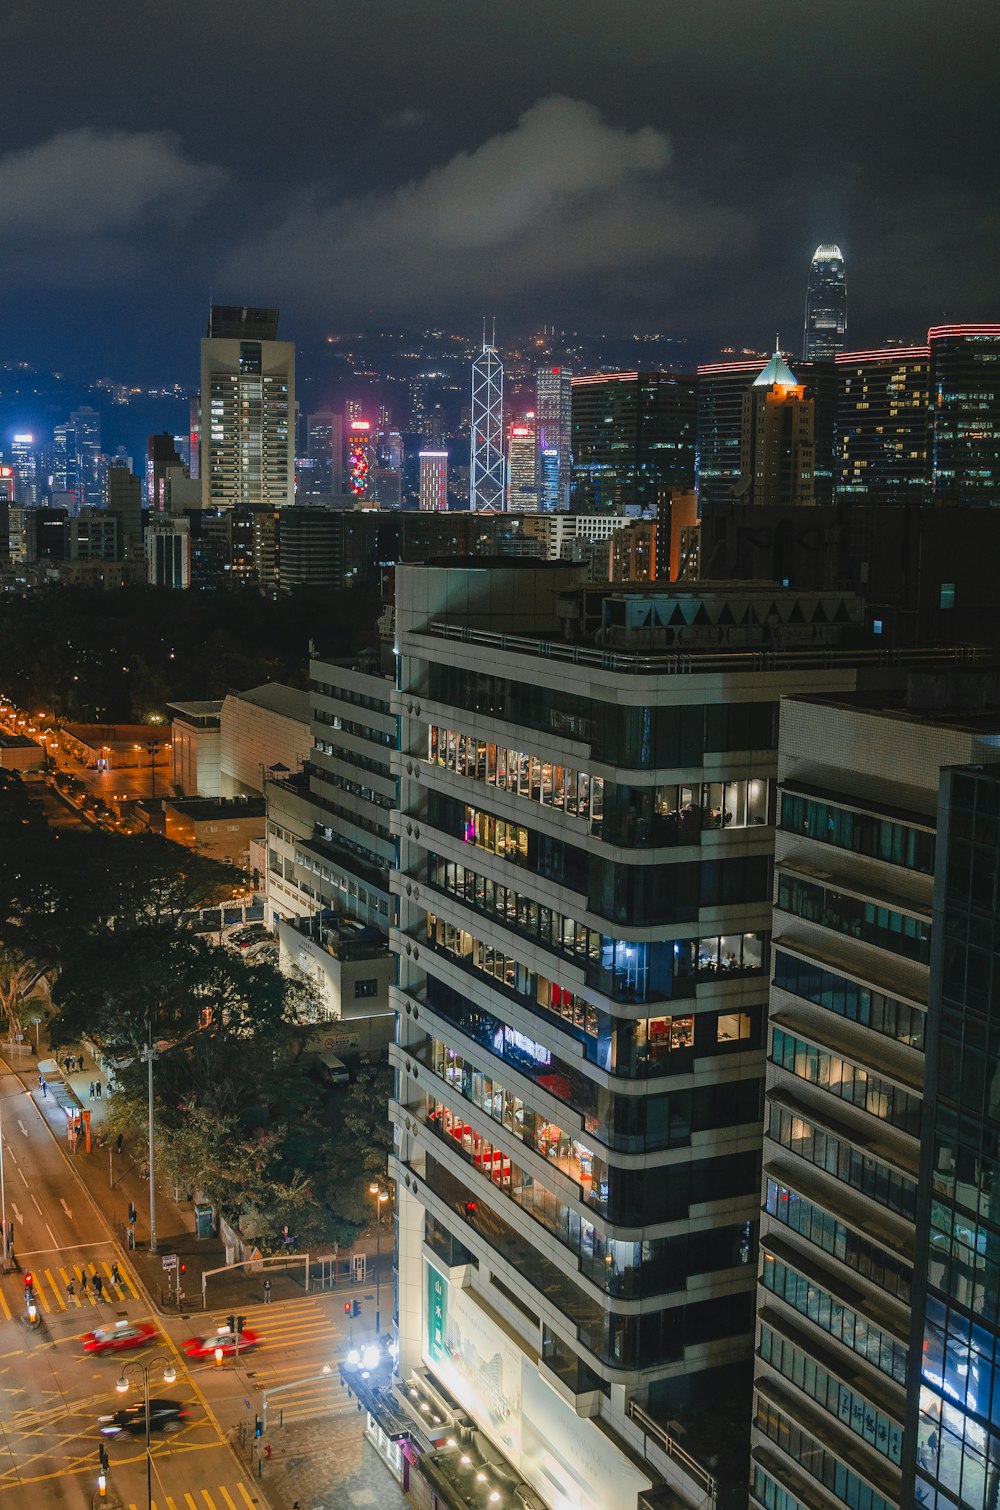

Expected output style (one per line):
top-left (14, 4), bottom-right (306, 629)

top-left (3, 0), bottom-right (997, 381)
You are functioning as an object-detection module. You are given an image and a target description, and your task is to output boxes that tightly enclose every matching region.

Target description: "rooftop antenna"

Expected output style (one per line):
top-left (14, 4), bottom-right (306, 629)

top-left (482, 315), bottom-right (487, 350)
top-left (775, 331), bottom-right (780, 354)
top-left (491, 315), bottom-right (497, 348)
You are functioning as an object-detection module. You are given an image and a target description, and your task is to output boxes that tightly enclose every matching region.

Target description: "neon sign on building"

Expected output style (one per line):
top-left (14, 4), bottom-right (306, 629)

top-left (348, 420), bottom-right (371, 498)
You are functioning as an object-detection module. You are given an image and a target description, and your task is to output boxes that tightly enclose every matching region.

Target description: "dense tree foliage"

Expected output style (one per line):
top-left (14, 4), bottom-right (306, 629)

top-left (0, 583), bottom-right (381, 722)
top-left (0, 772), bottom-right (391, 1250)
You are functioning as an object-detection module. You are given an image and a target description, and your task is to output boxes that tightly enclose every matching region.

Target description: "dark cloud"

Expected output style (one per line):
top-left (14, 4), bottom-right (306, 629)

top-left (0, 0), bottom-right (995, 374)
top-left (223, 97), bottom-right (750, 319)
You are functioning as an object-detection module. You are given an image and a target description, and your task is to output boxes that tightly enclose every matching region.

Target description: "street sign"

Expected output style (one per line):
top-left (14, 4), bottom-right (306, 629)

top-left (161, 1254), bottom-right (178, 1271)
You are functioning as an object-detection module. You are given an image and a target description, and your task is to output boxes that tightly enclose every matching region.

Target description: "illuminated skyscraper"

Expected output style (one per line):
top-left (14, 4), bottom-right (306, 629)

top-left (738, 350), bottom-right (816, 508)
top-left (928, 324), bottom-right (1000, 506)
top-left (10, 434), bottom-right (38, 507)
top-left (70, 406), bottom-right (103, 511)
top-left (419, 451), bottom-right (449, 512)
top-left (572, 371), bottom-right (697, 512)
top-left (307, 410), bottom-right (343, 496)
top-left (506, 419), bottom-right (537, 511)
top-left (836, 345), bottom-right (931, 504)
top-left (199, 305), bottom-right (294, 510)
top-left (803, 244), bottom-right (847, 361)
top-left (535, 365), bottom-right (572, 511)
top-left (470, 327), bottom-right (504, 510)
top-left (347, 420), bottom-right (373, 503)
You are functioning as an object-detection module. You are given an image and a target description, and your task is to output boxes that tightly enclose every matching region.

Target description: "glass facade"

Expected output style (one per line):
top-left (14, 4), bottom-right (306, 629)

top-left (759, 1324), bottom-right (903, 1465)
top-left (781, 790), bottom-right (935, 874)
top-left (760, 1251), bottom-right (908, 1386)
top-left (905, 765), bottom-right (1000, 1509)
top-left (929, 327), bottom-right (1000, 507)
top-left (754, 1396), bottom-right (894, 1510)
top-left (570, 371), bottom-right (697, 513)
top-left (803, 245), bottom-right (847, 362)
top-left (770, 1029), bottom-right (921, 1137)
top-left (773, 949), bottom-right (926, 1049)
top-left (767, 1103), bottom-right (917, 1222)
top-left (764, 1178), bottom-right (912, 1302)
top-left (835, 347), bottom-right (931, 506)
top-left (777, 872), bottom-right (931, 964)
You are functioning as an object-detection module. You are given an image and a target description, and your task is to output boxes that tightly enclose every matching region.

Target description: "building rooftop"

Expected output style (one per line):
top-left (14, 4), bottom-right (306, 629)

top-left (163, 796), bottom-right (266, 820)
top-left (0, 732), bottom-right (40, 749)
top-left (167, 699), bottom-right (224, 723)
top-left (229, 683), bottom-right (310, 723)
top-left (753, 349), bottom-right (800, 387)
top-left (791, 672), bottom-right (1000, 734)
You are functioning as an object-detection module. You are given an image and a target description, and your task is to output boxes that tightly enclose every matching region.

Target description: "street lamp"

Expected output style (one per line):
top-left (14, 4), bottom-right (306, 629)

top-left (369, 1183), bottom-right (389, 1334)
top-left (145, 740), bottom-right (160, 801)
top-left (142, 1026), bottom-right (159, 1254)
top-left (116, 1355), bottom-right (177, 1510)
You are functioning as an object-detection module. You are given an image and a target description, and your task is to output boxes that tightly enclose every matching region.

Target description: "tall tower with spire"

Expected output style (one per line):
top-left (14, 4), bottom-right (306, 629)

top-left (737, 344), bottom-right (816, 506)
top-left (470, 321), bottom-right (505, 511)
top-left (803, 244), bottom-right (847, 360)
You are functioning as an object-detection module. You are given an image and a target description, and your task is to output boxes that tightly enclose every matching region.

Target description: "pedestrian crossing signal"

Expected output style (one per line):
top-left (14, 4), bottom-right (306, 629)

top-left (352, 1299), bottom-right (360, 1318)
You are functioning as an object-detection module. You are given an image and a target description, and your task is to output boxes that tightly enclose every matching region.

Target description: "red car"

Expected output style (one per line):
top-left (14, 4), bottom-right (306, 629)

top-left (83, 1320), bottom-right (159, 1355)
top-left (182, 1325), bottom-right (259, 1360)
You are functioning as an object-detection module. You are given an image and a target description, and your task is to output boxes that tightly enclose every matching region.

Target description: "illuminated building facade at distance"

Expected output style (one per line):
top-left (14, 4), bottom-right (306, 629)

top-left (199, 305), bottom-right (294, 509)
top-left (389, 562), bottom-right (891, 1510)
top-left (506, 419), bottom-right (538, 511)
top-left (470, 332), bottom-right (505, 511)
top-left (803, 244), bottom-right (847, 361)
top-left (928, 325), bottom-right (1000, 506)
top-left (418, 451), bottom-right (449, 512)
top-left (836, 345), bottom-right (932, 505)
top-left (348, 420), bottom-right (373, 502)
top-left (535, 365), bottom-right (572, 511)
top-left (571, 371), bottom-right (696, 513)
top-left (738, 351), bottom-right (815, 507)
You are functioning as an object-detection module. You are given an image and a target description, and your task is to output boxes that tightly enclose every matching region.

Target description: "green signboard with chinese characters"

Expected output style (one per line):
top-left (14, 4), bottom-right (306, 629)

top-left (426, 1261), bottom-right (446, 1363)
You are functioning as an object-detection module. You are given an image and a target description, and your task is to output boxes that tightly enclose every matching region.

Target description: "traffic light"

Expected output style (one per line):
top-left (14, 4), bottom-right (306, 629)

top-left (128, 1202), bottom-right (137, 1224)
top-left (344, 1302), bottom-right (351, 1315)
top-left (99, 1444), bottom-right (110, 1473)
top-left (254, 1415), bottom-right (262, 1439)
top-left (352, 1299), bottom-right (360, 1318)
top-left (236, 1314), bottom-right (246, 1334)
top-left (179, 1262), bottom-right (187, 1276)
top-left (227, 1314), bottom-right (236, 1332)
top-left (23, 1272), bottom-right (33, 1291)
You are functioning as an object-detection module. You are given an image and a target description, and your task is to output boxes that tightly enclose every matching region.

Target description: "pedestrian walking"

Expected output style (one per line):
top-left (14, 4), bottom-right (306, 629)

top-left (263, 1278), bottom-right (272, 1304)
top-left (79, 1272), bottom-right (88, 1296)
top-left (115, 1133), bottom-right (124, 1155)
top-left (67, 1277), bottom-right (75, 1301)
top-left (111, 1262), bottom-right (121, 1287)
top-left (40, 1081), bottom-right (47, 1098)
top-left (88, 1082), bottom-right (94, 1100)
top-left (93, 1273), bottom-right (104, 1300)
top-left (37, 1073), bottom-right (44, 1090)
top-left (95, 1080), bottom-right (102, 1099)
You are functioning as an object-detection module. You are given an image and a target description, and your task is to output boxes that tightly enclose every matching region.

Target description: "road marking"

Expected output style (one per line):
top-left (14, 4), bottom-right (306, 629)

top-left (44, 1269), bottom-right (66, 1310)
top-left (60, 1198), bottom-right (73, 1221)
top-left (30, 1193), bottom-right (42, 1214)
top-left (201, 1493), bottom-right (219, 1510)
top-left (0, 1289), bottom-right (10, 1321)
top-left (45, 1224), bottom-right (58, 1246)
top-left (31, 1271), bottom-right (51, 1311)
top-left (6, 1149), bottom-right (16, 1165)
top-left (58, 1265), bottom-right (83, 1304)
top-left (11, 1203), bottom-right (22, 1223)
top-left (184, 1495), bottom-right (199, 1510)
top-left (237, 1487), bottom-right (256, 1510)
top-left (17, 1168), bottom-right (27, 1187)
top-left (217, 1489), bottom-right (238, 1510)
top-left (16, 1120), bottom-right (27, 1137)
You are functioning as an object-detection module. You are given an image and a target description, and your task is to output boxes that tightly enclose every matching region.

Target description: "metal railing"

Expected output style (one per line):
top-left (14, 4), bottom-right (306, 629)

top-left (627, 1399), bottom-right (718, 1503)
top-left (425, 619), bottom-right (985, 678)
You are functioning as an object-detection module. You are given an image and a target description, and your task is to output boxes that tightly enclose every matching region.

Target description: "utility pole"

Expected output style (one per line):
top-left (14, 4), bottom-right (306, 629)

top-left (144, 1034), bottom-right (158, 1254)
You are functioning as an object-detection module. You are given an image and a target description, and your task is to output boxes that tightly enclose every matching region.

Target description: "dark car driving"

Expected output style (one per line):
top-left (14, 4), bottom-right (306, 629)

top-left (98, 1399), bottom-right (190, 1437)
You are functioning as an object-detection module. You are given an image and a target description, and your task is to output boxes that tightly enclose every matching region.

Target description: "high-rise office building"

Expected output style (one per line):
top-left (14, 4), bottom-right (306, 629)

top-left (418, 451), bottom-right (449, 512)
top-left (737, 351), bottom-right (816, 508)
top-left (10, 435), bottom-right (38, 507)
top-left (50, 423), bottom-right (73, 498)
top-left (199, 304), bottom-right (294, 510)
top-left (146, 517), bottom-right (191, 588)
top-left (803, 244), bottom-right (847, 361)
top-left (106, 466), bottom-right (143, 561)
top-left (572, 371), bottom-right (697, 513)
top-left (697, 358), bottom-right (764, 510)
top-left (928, 324), bottom-right (1000, 506)
top-left (347, 420), bottom-right (374, 503)
top-left (903, 758), bottom-right (1000, 1510)
top-left (836, 345), bottom-right (932, 505)
top-left (389, 564), bottom-right (895, 1510)
top-left (751, 684), bottom-right (999, 1510)
top-left (305, 410), bottom-right (344, 498)
top-left (506, 420), bottom-right (537, 511)
top-left (470, 331), bottom-right (505, 511)
top-left (147, 432), bottom-right (184, 514)
top-left (69, 407), bottom-right (103, 511)
top-left (536, 365), bottom-right (572, 511)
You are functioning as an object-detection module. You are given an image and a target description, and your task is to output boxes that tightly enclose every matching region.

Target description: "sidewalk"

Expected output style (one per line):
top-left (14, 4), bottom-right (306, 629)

top-left (15, 1040), bottom-right (231, 1314)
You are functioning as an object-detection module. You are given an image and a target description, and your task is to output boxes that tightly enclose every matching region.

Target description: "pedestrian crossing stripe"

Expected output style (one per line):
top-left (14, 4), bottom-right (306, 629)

top-left (134, 1486), bottom-right (253, 1510)
top-left (2, 1259), bottom-right (141, 1315)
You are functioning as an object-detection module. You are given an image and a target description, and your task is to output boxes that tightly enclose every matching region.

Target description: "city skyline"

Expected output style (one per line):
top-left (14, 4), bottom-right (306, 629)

top-left (0, 1), bottom-right (995, 379)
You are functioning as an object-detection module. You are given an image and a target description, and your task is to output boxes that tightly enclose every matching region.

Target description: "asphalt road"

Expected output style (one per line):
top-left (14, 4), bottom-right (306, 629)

top-left (0, 1068), bottom-right (361, 1510)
